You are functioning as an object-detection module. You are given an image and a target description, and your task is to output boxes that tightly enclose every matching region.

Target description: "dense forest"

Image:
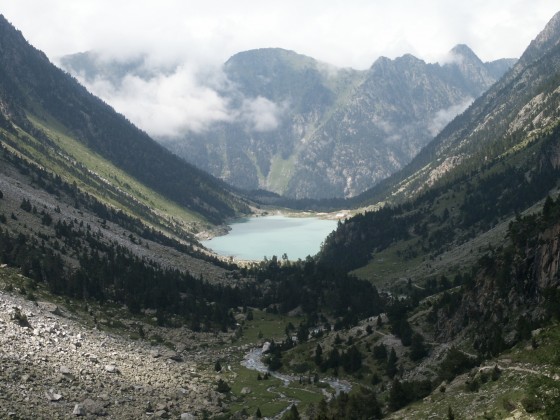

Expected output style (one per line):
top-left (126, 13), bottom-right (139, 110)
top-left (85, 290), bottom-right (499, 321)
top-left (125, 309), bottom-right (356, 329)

top-left (0, 141), bottom-right (382, 334)
top-left (319, 124), bottom-right (560, 273)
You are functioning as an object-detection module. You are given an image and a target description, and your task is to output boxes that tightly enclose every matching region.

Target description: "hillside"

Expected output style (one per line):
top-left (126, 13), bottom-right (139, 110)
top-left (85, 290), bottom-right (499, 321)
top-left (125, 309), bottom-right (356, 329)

top-left (0, 15), bottom-right (249, 230)
top-left (358, 11), bottom-right (560, 206)
top-left (3, 7), bottom-right (560, 419)
top-left (305, 10), bottom-right (560, 417)
top-left (61, 46), bottom-right (515, 199)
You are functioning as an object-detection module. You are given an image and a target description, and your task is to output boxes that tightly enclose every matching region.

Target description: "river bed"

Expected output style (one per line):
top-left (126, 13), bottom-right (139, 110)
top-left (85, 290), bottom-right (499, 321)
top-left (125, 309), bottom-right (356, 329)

top-left (241, 347), bottom-right (352, 396)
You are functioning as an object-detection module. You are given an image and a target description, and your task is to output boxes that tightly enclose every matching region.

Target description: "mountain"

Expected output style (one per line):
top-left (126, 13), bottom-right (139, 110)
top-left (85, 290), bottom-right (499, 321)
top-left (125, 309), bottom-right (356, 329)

top-left (321, 11), bottom-right (560, 286)
top-left (61, 46), bottom-right (516, 199)
top-left (4, 8), bottom-right (560, 418)
top-left (0, 15), bottom-right (249, 230)
top-left (311, 11), bottom-right (560, 417)
top-left (361, 12), bottom-right (560, 205)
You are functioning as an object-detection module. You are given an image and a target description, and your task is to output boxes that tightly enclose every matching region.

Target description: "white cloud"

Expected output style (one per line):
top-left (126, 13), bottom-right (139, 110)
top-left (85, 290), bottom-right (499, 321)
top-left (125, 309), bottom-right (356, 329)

top-left (3, 0), bottom-right (558, 70)
top-left (79, 65), bottom-right (233, 137)
top-left (239, 96), bottom-right (284, 132)
top-left (429, 98), bottom-right (474, 136)
top-left (2, 1), bottom-right (558, 139)
top-left (73, 55), bottom-right (288, 137)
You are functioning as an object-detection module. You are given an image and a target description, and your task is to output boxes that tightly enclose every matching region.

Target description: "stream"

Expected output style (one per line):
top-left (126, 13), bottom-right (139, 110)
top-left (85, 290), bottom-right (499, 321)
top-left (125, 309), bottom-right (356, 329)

top-left (241, 347), bottom-right (352, 398)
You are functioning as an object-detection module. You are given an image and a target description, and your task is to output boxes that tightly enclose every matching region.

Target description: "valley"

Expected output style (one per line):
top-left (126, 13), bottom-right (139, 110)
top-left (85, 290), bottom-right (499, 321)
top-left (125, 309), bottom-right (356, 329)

top-left (1, 7), bottom-right (560, 420)
top-left (62, 46), bottom-right (516, 200)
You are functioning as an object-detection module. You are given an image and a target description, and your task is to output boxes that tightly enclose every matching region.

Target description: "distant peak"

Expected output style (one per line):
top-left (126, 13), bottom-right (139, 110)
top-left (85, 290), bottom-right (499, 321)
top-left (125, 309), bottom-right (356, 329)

top-left (450, 44), bottom-right (475, 56)
top-left (370, 53), bottom-right (423, 70)
top-left (520, 11), bottom-right (560, 63)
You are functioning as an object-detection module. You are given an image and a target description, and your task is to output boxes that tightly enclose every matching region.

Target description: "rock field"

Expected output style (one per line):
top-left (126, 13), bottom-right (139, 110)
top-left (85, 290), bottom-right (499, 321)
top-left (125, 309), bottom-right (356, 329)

top-left (0, 286), bottom-right (231, 419)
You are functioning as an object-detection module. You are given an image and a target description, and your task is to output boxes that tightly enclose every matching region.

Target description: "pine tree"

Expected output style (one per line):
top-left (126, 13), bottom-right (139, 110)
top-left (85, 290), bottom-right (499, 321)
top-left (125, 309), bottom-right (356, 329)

top-left (388, 379), bottom-right (407, 411)
top-left (447, 405), bottom-right (455, 420)
top-left (314, 343), bottom-right (323, 365)
top-left (386, 347), bottom-right (398, 378)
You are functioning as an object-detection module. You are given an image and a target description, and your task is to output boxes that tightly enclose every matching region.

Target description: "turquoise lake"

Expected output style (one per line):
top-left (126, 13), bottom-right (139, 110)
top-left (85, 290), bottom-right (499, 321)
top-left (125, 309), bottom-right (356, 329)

top-left (201, 215), bottom-right (338, 261)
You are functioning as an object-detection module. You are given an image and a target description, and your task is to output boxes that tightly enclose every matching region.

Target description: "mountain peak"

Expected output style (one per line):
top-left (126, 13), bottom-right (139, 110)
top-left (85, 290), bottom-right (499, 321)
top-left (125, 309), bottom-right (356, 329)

top-left (450, 44), bottom-right (477, 58)
top-left (225, 48), bottom-right (317, 70)
top-left (520, 11), bottom-right (560, 64)
top-left (448, 44), bottom-right (484, 66)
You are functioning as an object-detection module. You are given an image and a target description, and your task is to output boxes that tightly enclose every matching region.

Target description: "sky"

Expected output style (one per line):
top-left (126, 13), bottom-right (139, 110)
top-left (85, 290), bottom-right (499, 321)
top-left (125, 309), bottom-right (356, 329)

top-left (2, 1), bottom-right (559, 137)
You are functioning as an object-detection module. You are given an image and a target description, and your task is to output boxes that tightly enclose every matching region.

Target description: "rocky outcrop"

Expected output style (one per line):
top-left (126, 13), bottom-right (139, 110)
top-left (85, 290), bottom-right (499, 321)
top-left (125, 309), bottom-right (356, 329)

top-left (0, 287), bottom-right (227, 419)
top-left (433, 220), bottom-right (560, 351)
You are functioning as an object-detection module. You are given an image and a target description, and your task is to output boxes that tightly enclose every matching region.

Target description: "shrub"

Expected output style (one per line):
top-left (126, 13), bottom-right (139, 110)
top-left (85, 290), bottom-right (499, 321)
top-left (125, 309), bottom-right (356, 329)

top-left (216, 379), bottom-right (230, 393)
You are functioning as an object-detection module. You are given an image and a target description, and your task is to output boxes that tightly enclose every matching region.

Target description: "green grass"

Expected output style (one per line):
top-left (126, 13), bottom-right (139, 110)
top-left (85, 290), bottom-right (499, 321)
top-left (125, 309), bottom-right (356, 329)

top-left (235, 309), bottom-right (303, 346)
top-left (228, 365), bottom-right (324, 417)
top-left (506, 322), bottom-right (560, 370)
top-left (27, 116), bottom-right (205, 227)
top-left (228, 365), bottom-right (289, 417)
top-left (267, 154), bottom-right (296, 194)
top-left (351, 238), bottom-right (424, 288)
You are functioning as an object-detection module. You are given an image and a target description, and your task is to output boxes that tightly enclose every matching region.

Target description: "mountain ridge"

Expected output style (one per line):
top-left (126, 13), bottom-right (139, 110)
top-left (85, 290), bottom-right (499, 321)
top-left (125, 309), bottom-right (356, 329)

top-left (0, 14), bottom-right (249, 228)
top-left (61, 44), bottom-right (516, 199)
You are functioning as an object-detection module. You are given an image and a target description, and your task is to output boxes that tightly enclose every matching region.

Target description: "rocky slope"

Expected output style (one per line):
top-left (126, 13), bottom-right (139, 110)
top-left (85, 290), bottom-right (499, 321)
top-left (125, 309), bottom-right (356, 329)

top-left (0, 270), bottom-right (227, 419)
top-left (370, 10), bottom-right (560, 204)
top-left (61, 46), bottom-right (515, 199)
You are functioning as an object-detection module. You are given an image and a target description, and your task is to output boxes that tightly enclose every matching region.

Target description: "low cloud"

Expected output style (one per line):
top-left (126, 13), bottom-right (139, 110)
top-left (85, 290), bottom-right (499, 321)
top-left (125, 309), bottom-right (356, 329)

top-left (72, 54), bottom-right (287, 138)
top-left (239, 96), bottom-right (284, 132)
top-left (429, 98), bottom-right (473, 136)
top-left (76, 62), bottom-right (234, 137)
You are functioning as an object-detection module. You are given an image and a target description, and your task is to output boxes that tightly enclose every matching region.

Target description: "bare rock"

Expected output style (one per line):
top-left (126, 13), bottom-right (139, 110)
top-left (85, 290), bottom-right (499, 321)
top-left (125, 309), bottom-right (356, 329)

top-left (73, 404), bottom-right (86, 416)
top-left (38, 301), bottom-right (63, 316)
top-left (104, 364), bottom-right (118, 373)
top-left (81, 398), bottom-right (108, 416)
top-left (46, 390), bottom-right (63, 402)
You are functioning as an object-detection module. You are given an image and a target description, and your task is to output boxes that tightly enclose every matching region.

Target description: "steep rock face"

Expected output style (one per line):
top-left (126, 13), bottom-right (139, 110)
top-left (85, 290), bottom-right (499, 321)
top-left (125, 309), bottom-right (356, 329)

top-left (171, 47), bottom-right (513, 199)
top-left (434, 212), bottom-right (560, 352)
top-left (378, 11), bottom-right (560, 203)
top-left (287, 48), bottom-right (507, 199)
top-left (62, 47), bottom-right (515, 199)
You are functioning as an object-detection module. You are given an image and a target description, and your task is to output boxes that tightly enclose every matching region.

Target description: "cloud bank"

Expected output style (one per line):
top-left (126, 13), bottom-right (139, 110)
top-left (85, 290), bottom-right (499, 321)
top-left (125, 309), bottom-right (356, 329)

top-left (73, 56), bottom-right (287, 137)
top-left (2, 1), bottom-right (557, 139)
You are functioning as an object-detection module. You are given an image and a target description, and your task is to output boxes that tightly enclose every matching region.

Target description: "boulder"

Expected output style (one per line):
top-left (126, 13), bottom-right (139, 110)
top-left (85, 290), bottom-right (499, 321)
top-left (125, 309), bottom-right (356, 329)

top-left (45, 390), bottom-right (63, 402)
top-left (104, 364), bottom-right (118, 373)
top-left (72, 404), bottom-right (86, 416)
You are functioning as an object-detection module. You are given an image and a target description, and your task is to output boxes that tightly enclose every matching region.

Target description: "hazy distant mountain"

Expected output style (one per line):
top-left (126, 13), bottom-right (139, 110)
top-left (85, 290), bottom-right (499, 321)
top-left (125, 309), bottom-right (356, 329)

top-left (61, 47), bottom-right (515, 199)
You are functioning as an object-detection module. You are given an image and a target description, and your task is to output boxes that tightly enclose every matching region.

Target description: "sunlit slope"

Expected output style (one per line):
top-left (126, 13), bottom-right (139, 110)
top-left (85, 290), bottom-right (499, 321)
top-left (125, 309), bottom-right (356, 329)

top-left (0, 14), bottom-right (250, 234)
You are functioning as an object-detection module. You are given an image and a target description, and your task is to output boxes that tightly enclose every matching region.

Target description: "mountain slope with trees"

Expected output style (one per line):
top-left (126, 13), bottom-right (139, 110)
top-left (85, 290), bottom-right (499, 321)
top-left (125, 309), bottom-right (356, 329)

top-left (357, 11), bottom-right (560, 206)
top-left (62, 46), bottom-right (515, 199)
top-left (0, 14), bottom-right (249, 228)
